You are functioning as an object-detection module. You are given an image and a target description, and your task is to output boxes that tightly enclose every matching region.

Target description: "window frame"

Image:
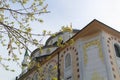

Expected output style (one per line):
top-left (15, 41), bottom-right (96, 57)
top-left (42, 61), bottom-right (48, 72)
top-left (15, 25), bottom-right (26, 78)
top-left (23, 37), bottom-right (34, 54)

top-left (64, 51), bottom-right (73, 80)
top-left (64, 53), bottom-right (72, 69)
top-left (32, 72), bottom-right (39, 80)
top-left (47, 65), bottom-right (53, 80)
top-left (26, 77), bottom-right (31, 80)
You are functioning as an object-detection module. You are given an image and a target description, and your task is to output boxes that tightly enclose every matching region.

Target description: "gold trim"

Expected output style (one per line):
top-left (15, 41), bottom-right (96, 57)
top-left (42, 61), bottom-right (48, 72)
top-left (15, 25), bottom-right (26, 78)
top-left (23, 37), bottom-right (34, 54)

top-left (91, 70), bottom-right (105, 80)
top-left (83, 40), bottom-right (104, 66)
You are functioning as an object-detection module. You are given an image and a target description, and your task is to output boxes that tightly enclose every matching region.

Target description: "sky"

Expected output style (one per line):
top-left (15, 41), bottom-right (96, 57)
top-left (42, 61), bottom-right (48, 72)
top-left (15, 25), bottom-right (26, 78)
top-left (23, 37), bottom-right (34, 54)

top-left (1, 0), bottom-right (120, 80)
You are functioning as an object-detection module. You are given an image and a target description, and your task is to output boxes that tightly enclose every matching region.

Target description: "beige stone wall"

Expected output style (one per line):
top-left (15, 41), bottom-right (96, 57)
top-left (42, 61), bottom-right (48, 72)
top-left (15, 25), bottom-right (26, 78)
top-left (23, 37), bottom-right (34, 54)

top-left (75, 31), bottom-right (110, 80)
top-left (23, 55), bottom-right (58, 80)
top-left (22, 30), bottom-right (120, 80)
top-left (23, 70), bottom-right (36, 80)
top-left (59, 50), bottom-right (64, 79)
top-left (59, 45), bottom-right (80, 80)
top-left (38, 55), bottom-right (58, 80)
top-left (104, 31), bottom-right (120, 80)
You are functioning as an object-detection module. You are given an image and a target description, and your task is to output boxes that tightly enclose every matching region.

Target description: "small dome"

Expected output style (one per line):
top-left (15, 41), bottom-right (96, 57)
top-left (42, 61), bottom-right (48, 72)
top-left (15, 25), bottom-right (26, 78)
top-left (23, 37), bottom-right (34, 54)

top-left (45, 29), bottom-right (79, 46)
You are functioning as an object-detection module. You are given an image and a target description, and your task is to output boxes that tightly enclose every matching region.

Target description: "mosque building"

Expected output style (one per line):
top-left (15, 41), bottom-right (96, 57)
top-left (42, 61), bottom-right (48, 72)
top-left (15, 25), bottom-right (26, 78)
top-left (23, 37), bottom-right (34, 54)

top-left (17, 19), bottom-right (120, 80)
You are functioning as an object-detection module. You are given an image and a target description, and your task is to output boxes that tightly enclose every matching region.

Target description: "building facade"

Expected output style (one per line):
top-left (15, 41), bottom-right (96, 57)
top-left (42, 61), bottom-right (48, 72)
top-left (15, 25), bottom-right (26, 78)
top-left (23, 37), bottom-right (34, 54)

top-left (17, 19), bottom-right (120, 80)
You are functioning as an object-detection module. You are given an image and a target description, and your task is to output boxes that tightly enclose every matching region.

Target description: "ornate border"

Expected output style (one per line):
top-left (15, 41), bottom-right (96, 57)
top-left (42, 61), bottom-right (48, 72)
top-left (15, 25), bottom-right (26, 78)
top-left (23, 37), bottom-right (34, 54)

top-left (83, 39), bottom-right (104, 66)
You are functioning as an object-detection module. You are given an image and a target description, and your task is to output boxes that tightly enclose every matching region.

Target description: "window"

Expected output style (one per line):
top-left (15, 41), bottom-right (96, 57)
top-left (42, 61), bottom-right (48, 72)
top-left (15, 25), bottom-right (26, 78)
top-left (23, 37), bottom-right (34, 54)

top-left (65, 53), bottom-right (71, 68)
top-left (48, 65), bottom-right (53, 73)
top-left (47, 65), bottom-right (53, 80)
top-left (50, 40), bottom-right (53, 45)
top-left (64, 53), bottom-right (73, 80)
top-left (46, 48), bottom-right (51, 54)
top-left (53, 41), bottom-right (57, 46)
top-left (33, 72), bottom-right (39, 80)
top-left (26, 77), bottom-right (31, 80)
top-left (114, 43), bottom-right (120, 57)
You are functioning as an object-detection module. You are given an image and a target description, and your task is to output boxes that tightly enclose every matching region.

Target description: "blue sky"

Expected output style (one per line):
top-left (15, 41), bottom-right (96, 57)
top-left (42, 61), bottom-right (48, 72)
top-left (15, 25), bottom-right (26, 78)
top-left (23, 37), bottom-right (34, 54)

top-left (1, 0), bottom-right (120, 80)
top-left (36, 0), bottom-right (120, 32)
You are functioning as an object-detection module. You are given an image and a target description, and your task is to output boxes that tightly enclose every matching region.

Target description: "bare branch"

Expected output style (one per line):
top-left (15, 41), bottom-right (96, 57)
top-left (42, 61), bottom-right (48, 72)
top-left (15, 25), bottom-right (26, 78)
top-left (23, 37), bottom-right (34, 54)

top-left (0, 4), bottom-right (50, 15)
top-left (0, 22), bottom-right (32, 53)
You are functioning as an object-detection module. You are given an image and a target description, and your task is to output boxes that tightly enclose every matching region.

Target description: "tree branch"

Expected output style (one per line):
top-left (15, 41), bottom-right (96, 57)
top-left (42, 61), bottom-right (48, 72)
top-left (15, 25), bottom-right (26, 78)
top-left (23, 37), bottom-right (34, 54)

top-left (0, 22), bottom-right (32, 53)
top-left (0, 4), bottom-right (50, 15)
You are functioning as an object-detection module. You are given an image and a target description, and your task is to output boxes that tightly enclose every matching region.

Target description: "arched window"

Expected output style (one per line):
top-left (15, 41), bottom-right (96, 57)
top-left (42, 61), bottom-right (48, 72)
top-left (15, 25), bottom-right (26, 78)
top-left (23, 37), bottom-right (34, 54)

top-left (26, 77), bottom-right (31, 80)
top-left (114, 43), bottom-right (120, 58)
top-left (48, 65), bottom-right (53, 73)
top-left (64, 53), bottom-right (73, 80)
top-left (47, 65), bottom-right (53, 80)
top-left (33, 72), bottom-right (39, 80)
top-left (65, 53), bottom-right (71, 68)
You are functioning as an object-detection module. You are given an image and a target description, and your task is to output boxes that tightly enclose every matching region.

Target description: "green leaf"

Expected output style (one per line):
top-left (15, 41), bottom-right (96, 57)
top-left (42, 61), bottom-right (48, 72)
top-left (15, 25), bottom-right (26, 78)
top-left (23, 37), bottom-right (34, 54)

top-left (43, 30), bottom-right (46, 36)
top-left (0, 35), bottom-right (3, 39)
top-left (11, 69), bottom-right (15, 72)
top-left (7, 58), bottom-right (11, 61)
top-left (12, 0), bottom-right (16, 3)
top-left (38, 19), bottom-right (44, 23)
top-left (0, 56), bottom-right (2, 61)
top-left (0, 14), bottom-right (4, 22)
